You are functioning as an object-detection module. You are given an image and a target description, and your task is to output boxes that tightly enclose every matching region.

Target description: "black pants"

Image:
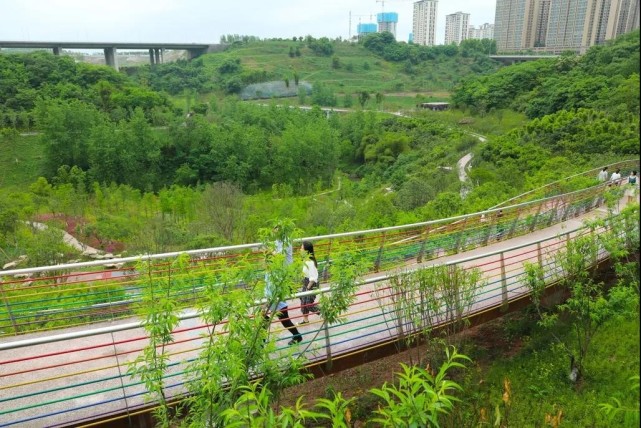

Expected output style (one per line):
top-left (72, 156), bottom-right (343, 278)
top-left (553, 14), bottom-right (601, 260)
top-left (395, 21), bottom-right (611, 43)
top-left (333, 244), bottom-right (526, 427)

top-left (264, 306), bottom-right (301, 340)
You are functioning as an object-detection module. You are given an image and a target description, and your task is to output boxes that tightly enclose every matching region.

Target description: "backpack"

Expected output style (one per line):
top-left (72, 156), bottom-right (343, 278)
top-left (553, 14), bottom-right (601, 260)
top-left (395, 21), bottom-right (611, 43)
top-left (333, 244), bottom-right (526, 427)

top-left (629, 176), bottom-right (637, 185)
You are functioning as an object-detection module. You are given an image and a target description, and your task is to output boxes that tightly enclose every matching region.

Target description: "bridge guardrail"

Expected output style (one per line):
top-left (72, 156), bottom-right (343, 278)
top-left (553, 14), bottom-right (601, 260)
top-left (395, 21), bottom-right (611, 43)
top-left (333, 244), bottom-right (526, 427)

top-left (1, 204), bottom-right (637, 427)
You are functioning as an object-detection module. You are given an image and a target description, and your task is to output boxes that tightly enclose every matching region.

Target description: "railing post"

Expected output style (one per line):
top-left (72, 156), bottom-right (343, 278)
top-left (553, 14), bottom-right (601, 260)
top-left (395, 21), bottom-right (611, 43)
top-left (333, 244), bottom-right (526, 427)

top-left (500, 251), bottom-right (509, 312)
top-left (323, 322), bottom-right (333, 370)
top-left (507, 208), bottom-right (520, 239)
top-left (416, 225), bottom-right (430, 263)
top-left (454, 217), bottom-right (468, 253)
top-left (537, 242), bottom-right (545, 282)
top-left (374, 231), bottom-right (387, 272)
top-left (561, 199), bottom-right (572, 221)
top-left (546, 199), bottom-right (561, 227)
top-left (0, 282), bottom-right (18, 335)
top-left (528, 203), bottom-right (543, 232)
top-left (537, 242), bottom-right (544, 269)
top-left (322, 238), bottom-right (333, 282)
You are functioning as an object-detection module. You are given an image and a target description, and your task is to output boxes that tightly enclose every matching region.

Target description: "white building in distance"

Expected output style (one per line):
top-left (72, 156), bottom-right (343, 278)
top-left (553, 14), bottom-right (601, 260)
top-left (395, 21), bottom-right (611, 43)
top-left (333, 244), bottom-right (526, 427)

top-left (412, 0), bottom-right (438, 45)
top-left (445, 11), bottom-right (471, 45)
top-left (468, 23), bottom-right (495, 40)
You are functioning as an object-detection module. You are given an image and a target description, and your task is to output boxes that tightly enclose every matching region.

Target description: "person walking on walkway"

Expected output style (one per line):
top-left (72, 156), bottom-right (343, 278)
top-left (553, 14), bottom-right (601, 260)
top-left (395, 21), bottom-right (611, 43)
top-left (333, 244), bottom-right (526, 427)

top-left (610, 168), bottom-right (622, 185)
top-left (298, 241), bottom-right (320, 325)
top-left (625, 170), bottom-right (638, 204)
top-left (262, 223), bottom-right (302, 346)
top-left (597, 167), bottom-right (608, 182)
top-left (263, 253), bottom-right (303, 345)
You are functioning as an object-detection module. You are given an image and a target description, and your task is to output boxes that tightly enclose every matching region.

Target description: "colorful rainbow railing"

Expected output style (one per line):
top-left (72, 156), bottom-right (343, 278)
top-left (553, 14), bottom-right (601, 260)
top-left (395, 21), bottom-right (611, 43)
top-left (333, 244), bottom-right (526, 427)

top-left (0, 159), bottom-right (638, 427)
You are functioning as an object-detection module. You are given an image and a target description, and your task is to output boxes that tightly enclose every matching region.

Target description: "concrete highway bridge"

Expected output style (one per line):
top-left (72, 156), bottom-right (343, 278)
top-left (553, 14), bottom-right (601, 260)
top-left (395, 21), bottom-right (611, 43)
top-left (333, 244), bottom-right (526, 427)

top-left (0, 159), bottom-right (638, 427)
top-left (0, 41), bottom-right (221, 70)
top-left (489, 54), bottom-right (559, 64)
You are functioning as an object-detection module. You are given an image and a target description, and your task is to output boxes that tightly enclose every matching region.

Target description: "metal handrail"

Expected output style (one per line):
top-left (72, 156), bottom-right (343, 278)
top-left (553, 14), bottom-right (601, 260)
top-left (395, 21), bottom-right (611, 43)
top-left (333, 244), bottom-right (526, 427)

top-left (0, 208), bottom-right (612, 352)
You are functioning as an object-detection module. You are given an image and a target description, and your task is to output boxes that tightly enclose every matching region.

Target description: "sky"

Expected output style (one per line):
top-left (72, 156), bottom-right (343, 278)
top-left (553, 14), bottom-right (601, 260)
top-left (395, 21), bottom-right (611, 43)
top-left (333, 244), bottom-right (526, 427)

top-left (0, 0), bottom-right (496, 46)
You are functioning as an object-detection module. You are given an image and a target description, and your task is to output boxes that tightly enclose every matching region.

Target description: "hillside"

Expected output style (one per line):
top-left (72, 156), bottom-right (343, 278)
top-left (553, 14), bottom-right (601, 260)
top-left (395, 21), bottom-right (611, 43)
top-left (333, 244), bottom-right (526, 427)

top-left (0, 32), bottom-right (638, 263)
top-left (124, 37), bottom-right (501, 109)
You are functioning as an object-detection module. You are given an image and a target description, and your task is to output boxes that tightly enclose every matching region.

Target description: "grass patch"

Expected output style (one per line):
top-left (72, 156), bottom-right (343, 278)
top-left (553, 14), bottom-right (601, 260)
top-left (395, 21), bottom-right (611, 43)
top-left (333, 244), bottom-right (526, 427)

top-left (452, 312), bottom-right (640, 427)
top-left (0, 132), bottom-right (45, 189)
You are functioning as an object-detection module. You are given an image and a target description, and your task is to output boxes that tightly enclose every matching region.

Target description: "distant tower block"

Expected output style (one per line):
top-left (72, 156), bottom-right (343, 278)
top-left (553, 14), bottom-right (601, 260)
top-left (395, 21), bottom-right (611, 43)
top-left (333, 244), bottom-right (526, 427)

top-left (358, 22), bottom-right (378, 39)
top-left (377, 12), bottom-right (399, 37)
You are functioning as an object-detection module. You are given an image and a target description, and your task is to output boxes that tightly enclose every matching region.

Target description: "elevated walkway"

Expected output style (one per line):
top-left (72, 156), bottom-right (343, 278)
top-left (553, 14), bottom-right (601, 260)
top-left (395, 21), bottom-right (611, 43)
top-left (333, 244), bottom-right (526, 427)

top-left (0, 160), bottom-right (638, 427)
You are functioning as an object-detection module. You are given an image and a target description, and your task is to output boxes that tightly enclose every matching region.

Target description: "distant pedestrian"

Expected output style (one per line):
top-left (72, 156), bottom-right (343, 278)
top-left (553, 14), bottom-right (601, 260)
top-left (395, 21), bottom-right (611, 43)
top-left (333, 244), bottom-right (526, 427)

top-left (597, 167), bottom-right (608, 182)
top-left (610, 168), bottom-right (622, 185)
top-left (298, 241), bottom-right (320, 325)
top-left (625, 170), bottom-right (638, 204)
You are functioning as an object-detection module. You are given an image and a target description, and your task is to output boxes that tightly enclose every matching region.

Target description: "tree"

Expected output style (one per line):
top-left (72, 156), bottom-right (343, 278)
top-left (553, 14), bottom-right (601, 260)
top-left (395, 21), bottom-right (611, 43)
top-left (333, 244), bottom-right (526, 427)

top-left (524, 218), bottom-right (639, 382)
top-left (358, 91), bottom-right (370, 108)
top-left (331, 55), bottom-right (340, 69)
top-left (35, 98), bottom-right (104, 177)
top-left (375, 92), bottom-right (384, 107)
top-left (198, 182), bottom-right (245, 242)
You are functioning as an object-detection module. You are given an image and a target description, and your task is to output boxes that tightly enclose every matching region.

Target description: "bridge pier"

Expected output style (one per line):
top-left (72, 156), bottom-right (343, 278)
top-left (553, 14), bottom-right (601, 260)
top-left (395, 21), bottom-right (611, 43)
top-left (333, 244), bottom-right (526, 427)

top-left (52, 47), bottom-right (61, 56)
top-left (103, 47), bottom-right (119, 71)
top-left (149, 48), bottom-right (164, 66)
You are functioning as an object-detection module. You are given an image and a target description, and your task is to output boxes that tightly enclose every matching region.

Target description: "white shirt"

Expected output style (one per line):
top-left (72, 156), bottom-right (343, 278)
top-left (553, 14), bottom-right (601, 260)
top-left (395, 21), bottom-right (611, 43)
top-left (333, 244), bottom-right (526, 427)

top-left (303, 260), bottom-right (318, 282)
top-left (610, 172), bottom-right (622, 182)
top-left (597, 170), bottom-right (608, 181)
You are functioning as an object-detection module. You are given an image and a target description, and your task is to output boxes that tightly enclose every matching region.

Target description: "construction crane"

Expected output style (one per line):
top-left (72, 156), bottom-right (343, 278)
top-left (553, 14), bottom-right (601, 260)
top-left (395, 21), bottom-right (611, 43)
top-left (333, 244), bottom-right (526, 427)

top-left (376, 0), bottom-right (413, 13)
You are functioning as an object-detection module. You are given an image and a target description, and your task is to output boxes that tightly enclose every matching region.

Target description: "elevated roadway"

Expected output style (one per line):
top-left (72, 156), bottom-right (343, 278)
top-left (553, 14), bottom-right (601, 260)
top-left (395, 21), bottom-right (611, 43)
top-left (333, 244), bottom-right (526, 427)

top-left (0, 41), bottom-right (220, 70)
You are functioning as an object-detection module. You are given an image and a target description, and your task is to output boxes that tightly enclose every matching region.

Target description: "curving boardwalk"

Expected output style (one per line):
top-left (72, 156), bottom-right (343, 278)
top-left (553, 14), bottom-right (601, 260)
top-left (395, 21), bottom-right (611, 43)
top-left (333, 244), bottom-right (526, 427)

top-left (0, 161), bottom-right (639, 427)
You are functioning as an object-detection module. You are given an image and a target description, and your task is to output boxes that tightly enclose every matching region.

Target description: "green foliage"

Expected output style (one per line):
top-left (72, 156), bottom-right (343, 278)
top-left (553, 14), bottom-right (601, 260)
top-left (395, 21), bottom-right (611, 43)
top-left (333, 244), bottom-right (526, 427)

top-left (127, 255), bottom-right (185, 427)
top-left (451, 314), bottom-right (639, 426)
top-left (310, 82), bottom-right (337, 106)
top-left (452, 30), bottom-right (640, 119)
top-left (370, 347), bottom-right (469, 426)
top-left (524, 212), bottom-right (640, 381)
top-left (599, 375), bottom-right (640, 427)
top-left (220, 346), bottom-right (469, 426)
top-left (307, 37), bottom-right (334, 56)
top-left (318, 243), bottom-right (368, 326)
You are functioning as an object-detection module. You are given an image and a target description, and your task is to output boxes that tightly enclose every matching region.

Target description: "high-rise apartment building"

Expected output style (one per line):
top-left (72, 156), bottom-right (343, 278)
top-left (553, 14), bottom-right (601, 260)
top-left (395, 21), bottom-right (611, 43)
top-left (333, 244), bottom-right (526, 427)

top-left (412, 0), bottom-right (438, 45)
top-left (377, 12), bottom-right (399, 37)
top-left (494, 0), bottom-right (536, 51)
top-left (494, 0), bottom-right (640, 53)
top-left (584, 0), bottom-right (640, 45)
top-left (468, 23), bottom-right (496, 40)
top-left (445, 11), bottom-right (471, 44)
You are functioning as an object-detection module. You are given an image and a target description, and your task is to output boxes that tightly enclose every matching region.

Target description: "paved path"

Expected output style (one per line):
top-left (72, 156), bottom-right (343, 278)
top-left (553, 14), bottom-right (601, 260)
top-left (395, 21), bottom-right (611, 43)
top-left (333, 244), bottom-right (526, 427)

top-left (26, 221), bottom-right (101, 255)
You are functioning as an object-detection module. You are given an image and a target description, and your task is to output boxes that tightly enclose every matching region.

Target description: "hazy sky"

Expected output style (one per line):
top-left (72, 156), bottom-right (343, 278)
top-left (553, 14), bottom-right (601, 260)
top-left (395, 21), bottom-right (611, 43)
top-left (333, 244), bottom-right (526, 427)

top-left (0, 0), bottom-right (496, 46)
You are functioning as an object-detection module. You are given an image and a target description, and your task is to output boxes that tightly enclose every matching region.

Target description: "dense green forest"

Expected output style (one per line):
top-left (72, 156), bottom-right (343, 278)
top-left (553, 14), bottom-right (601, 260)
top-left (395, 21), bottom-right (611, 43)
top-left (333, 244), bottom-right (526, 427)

top-left (0, 31), bottom-right (639, 267)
